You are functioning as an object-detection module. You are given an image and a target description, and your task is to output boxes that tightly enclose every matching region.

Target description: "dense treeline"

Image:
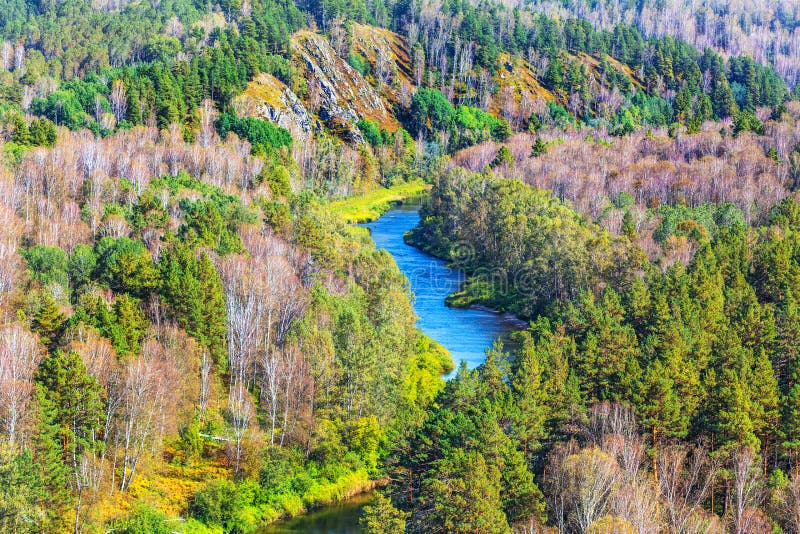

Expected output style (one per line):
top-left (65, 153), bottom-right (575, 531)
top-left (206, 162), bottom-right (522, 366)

top-left (408, 168), bottom-right (639, 317)
top-left (0, 0), bottom-right (304, 136)
top-left (524, 0), bottom-right (800, 89)
top-left (0, 0), bottom-right (792, 149)
top-left (337, 0), bottom-right (786, 131)
top-left (450, 104), bottom-right (800, 258)
top-left (383, 166), bottom-right (800, 532)
top-left (0, 124), bottom-right (450, 532)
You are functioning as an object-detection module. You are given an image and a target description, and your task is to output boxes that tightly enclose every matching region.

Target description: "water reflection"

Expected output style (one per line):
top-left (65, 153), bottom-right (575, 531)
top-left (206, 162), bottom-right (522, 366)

top-left (257, 492), bottom-right (374, 534)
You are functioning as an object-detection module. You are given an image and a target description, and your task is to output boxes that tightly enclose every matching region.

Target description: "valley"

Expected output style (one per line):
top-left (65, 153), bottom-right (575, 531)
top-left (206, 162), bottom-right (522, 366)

top-left (1, 0), bottom-right (800, 532)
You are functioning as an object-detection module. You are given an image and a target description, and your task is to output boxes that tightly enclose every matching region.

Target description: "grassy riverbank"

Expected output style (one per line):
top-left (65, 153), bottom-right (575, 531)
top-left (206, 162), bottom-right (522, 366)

top-left (92, 445), bottom-right (379, 533)
top-left (329, 179), bottom-right (429, 223)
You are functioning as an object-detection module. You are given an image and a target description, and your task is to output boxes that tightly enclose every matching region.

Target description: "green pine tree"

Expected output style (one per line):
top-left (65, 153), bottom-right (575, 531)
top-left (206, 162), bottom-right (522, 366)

top-left (30, 386), bottom-right (71, 531)
top-left (0, 447), bottom-right (44, 533)
top-left (622, 209), bottom-right (637, 240)
top-left (32, 292), bottom-right (65, 349)
top-left (530, 137), bottom-right (547, 158)
top-left (360, 494), bottom-right (408, 534)
top-left (510, 338), bottom-right (549, 455)
top-left (420, 448), bottom-right (510, 534)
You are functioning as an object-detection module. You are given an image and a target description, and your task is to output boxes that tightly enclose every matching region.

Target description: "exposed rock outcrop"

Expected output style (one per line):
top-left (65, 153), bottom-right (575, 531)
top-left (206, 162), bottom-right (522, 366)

top-left (291, 30), bottom-right (399, 137)
top-left (232, 73), bottom-right (316, 142)
top-left (231, 25), bottom-right (644, 145)
top-left (348, 22), bottom-right (414, 106)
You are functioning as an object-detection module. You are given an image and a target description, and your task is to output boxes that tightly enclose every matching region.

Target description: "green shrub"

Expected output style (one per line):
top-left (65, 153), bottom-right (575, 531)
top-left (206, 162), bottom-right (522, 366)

top-left (112, 505), bottom-right (172, 534)
top-left (216, 113), bottom-right (292, 155)
top-left (189, 479), bottom-right (247, 533)
top-left (22, 245), bottom-right (69, 288)
top-left (94, 237), bottom-right (159, 297)
top-left (67, 244), bottom-right (97, 295)
top-left (357, 119), bottom-right (384, 147)
top-left (259, 447), bottom-right (304, 495)
top-left (347, 53), bottom-right (369, 76)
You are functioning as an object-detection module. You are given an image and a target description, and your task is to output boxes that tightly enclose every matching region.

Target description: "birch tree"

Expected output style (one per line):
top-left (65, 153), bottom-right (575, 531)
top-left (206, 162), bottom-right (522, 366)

top-left (117, 340), bottom-right (176, 492)
top-left (0, 325), bottom-right (42, 443)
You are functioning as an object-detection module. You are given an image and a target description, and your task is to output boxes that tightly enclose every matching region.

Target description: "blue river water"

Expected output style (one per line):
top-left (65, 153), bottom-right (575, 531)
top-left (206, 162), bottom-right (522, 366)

top-left (260, 203), bottom-right (524, 533)
top-left (365, 203), bottom-right (524, 377)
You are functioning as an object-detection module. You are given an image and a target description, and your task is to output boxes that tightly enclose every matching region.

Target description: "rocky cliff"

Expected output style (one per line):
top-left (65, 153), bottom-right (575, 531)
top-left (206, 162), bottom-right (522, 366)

top-left (232, 73), bottom-right (317, 142)
top-left (232, 25), bottom-right (644, 144)
top-left (291, 30), bottom-right (399, 138)
top-left (234, 29), bottom-right (400, 144)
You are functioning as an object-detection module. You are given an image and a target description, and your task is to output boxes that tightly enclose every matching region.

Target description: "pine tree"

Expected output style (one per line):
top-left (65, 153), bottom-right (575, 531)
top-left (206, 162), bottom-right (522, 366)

top-left (29, 118), bottom-right (57, 147)
top-left (783, 378), bottom-right (800, 471)
top-left (29, 386), bottom-right (71, 531)
top-left (480, 343), bottom-right (511, 406)
top-left (775, 299), bottom-right (800, 392)
top-left (184, 60), bottom-right (203, 112)
top-left (710, 59), bottom-right (738, 118)
top-left (195, 252), bottom-right (228, 363)
top-left (575, 290), bottom-right (641, 403)
top-left (498, 442), bottom-right (545, 525)
top-left (707, 326), bottom-right (778, 453)
top-left (743, 61), bottom-right (759, 111)
top-left (491, 146), bottom-right (514, 168)
top-left (32, 291), bottom-right (65, 349)
top-left (750, 347), bottom-right (781, 453)
top-left (533, 321), bottom-right (583, 438)
top-left (530, 137), bottom-right (547, 158)
top-left (0, 447), bottom-right (44, 533)
top-left (623, 277), bottom-right (651, 338)
top-left (622, 209), bottom-right (637, 240)
top-left (113, 294), bottom-right (148, 356)
top-left (420, 448), bottom-right (510, 534)
top-left (510, 337), bottom-right (548, 455)
top-left (34, 351), bottom-right (104, 472)
top-left (674, 87), bottom-right (692, 124)
top-left (544, 54), bottom-right (564, 92)
top-left (8, 113), bottom-right (30, 145)
top-left (360, 494), bottom-right (408, 533)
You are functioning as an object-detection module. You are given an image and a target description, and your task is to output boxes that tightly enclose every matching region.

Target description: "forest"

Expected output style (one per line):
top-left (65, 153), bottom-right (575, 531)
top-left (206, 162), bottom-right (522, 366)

top-left (401, 166), bottom-right (800, 533)
top-left (1, 0), bottom-right (800, 532)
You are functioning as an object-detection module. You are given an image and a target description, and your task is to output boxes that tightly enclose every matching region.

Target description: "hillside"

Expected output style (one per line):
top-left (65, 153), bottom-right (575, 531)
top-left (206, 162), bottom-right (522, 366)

top-left (226, 19), bottom-right (703, 148)
top-left (233, 72), bottom-right (316, 140)
top-left (524, 0), bottom-right (800, 88)
top-left (291, 30), bottom-right (399, 133)
top-left (348, 22), bottom-right (415, 104)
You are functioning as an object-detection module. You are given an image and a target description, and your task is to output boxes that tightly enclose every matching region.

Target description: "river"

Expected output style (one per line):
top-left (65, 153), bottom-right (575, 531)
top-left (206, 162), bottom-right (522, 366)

top-left (261, 203), bottom-right (524, 533)
top-left (365, 203), bottom-right (524, 376)
top-left (258, 492), bottom-right (375, 534)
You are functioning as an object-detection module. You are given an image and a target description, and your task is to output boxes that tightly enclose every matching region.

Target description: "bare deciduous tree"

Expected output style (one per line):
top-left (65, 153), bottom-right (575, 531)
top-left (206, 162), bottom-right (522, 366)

top-left (197, 99), bottom-right (217, 148)
top-left (375, 43), bottom-right (394, 92)
top-left (564, 447), bottom-right (623, 532)
top-left (329, 17), bottom-right (348, 58)
top-left (117, 340), bottom-right (177, 491)
top-left (613, 480), bottom-right (662, 534)
top-left (731, 447), bottom-right (764, 534)
top-left (0, 324), bottom-right (42, 443)
top-left (658, 444), bottom-right (719, 533)
top-left (227, 381), bottom-right (253, 475)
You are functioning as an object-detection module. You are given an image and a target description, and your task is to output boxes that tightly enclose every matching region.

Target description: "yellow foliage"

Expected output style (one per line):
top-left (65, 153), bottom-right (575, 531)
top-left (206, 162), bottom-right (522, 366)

top-left (328, 179), bottom-right (429, 222)
top-left (91, 444), bottom-right (232, 528)
top-left (587, 515), bottom-right (637, 534)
